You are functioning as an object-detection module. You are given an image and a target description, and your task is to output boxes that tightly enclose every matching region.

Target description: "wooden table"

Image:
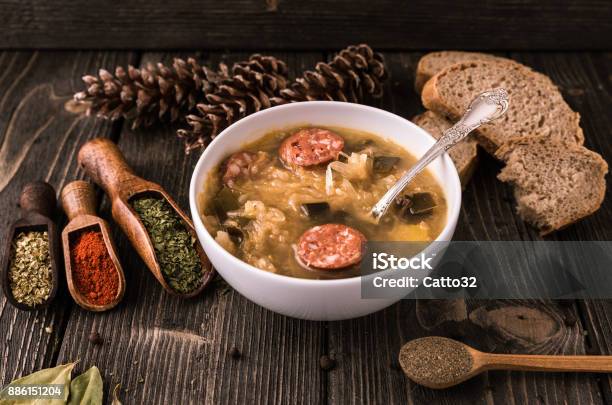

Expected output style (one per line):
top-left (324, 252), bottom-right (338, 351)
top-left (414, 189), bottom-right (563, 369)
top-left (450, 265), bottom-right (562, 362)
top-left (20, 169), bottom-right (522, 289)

top-left (0, 2), bottom-right (611, 404)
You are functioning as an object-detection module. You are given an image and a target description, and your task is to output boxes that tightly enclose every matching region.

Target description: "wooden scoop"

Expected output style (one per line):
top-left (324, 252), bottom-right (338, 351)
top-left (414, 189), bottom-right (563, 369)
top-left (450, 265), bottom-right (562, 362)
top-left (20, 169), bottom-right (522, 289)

top-left (60, 180), bottom-right (126, 311)
top-left (399, 336), bottom-right (612, 389)
top-left (77, 137), bottom-right (214, 298)
top-left (1, 182), bottom-right (60, 310)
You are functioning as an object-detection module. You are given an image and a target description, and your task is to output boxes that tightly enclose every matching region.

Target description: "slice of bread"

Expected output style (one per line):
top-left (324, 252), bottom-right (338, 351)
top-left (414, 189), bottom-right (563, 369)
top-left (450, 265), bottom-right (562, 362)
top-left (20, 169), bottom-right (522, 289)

top-left (415, 51), bottom-right (503, 93)
top-left (412, 111), bottom-right (478, 188)
top-left (421, 60), bottom-right (584, 155)
top-left (496, 136), bottom-right (608, 235)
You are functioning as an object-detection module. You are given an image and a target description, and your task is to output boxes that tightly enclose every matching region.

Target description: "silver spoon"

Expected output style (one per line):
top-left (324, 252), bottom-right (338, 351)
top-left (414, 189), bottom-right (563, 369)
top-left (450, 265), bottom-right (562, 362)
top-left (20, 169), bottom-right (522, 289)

top-left (371, 88), bottom-right (509, 221)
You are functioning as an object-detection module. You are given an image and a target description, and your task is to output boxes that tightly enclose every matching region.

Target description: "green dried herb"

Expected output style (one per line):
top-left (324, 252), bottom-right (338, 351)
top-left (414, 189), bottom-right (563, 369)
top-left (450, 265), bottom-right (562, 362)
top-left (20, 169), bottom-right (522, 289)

top-left (132, 197), bottom-right (202, 294)
top-left (0, 362), bottom-right (75, 404)
top-left (67, 366), bottom-right (103, 405)
top-left (8, 231), bottom-right (53, 306)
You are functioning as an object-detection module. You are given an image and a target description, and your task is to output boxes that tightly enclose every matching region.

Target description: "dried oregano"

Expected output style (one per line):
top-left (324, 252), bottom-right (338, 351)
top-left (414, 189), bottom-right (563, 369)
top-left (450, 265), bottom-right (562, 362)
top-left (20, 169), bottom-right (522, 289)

top-left (8, 231), bottom-right (53, 306)
top-left (132, 197), bottom-right (202, 294)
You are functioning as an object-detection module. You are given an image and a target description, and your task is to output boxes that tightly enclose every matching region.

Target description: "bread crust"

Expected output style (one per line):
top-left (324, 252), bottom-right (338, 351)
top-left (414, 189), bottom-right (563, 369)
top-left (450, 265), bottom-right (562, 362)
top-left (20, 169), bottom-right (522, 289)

top-left (421, 60), bottom-right (585, 155)
top-left (496, 136), bottom-right (608, 235)
top-left (415, 51), bottom-right (503, 94)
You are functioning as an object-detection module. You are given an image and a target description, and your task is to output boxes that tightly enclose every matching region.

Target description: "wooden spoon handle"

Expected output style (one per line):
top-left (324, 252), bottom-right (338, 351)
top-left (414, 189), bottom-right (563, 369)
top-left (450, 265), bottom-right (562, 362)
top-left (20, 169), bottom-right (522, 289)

top-left (19, 181), bottom-right (56, 217)
top-left (61, 181), bottom-right (97, 220)
top-left (78, 138), bottom-right (138, 197)
top-left (484, 353), bottom-right (612, 372)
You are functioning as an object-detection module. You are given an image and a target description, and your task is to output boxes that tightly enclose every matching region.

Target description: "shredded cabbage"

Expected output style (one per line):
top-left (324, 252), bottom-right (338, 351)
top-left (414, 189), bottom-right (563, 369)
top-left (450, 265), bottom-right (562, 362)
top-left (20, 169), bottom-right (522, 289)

top-left (325, 153), bottom-right (372, 194)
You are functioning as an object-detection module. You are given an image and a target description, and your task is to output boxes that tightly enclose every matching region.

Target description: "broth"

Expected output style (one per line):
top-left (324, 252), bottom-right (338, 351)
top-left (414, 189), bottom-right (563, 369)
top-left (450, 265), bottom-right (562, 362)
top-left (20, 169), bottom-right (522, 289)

top-left (199, 126), bottom-right (447, 280)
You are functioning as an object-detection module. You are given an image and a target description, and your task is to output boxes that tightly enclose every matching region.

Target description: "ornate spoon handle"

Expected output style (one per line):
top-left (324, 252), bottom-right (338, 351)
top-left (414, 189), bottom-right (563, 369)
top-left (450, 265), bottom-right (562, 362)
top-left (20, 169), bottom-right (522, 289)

top-left (371, 88), bottom-right (509, 221)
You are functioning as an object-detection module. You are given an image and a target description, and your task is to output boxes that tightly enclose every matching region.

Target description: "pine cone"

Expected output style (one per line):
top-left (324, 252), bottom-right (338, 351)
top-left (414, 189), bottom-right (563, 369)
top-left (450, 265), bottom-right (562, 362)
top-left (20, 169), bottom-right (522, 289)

top-left (271, 44), bottom-right (387, 104)
top-left (73, 58), bottom-right (229, 129)
top-left (178, 44), bottom-right (387, 153)
top-left (177, 54), bottom-right (289, 153)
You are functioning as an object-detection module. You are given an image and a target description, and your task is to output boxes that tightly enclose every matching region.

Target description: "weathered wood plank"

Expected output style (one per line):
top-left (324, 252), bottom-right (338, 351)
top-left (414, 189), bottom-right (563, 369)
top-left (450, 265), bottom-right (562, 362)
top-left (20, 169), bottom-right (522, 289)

top-left (513, 50), bottom-right (612, 402)
top-left (0, 50), bottom-right (135, 384)
top-left (580, 300), bottom-right (612, 404)
top-left (326, 52), bottom-right (603, 404)
top-left (1, 1), bottom-right (611, 51)
top-left (524, 51), bottom-right (612, 405)
top-left (56, 51), bottom-right (327, 404)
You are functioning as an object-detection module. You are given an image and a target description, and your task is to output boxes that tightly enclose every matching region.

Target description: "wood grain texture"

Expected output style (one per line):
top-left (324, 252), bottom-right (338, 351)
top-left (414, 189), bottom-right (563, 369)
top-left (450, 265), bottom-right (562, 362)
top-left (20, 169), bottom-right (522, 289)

top-left (533, 50), bottom-right (612, 405)
top-left (1, 1), bottom-right (611, 51)
top-left (0, 50), bottom-right (135, 384)
top-left (55, 51), bottom-right (327, 404)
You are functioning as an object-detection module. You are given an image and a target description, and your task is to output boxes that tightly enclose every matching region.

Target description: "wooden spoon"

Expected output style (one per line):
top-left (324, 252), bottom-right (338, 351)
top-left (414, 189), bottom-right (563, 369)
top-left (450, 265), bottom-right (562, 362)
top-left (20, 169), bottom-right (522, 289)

top-left (60, 180), bottom-right (126, 311)
top-left (1, 182), bottom-right (60, 311)
top-left (77, 137), bottom-right (214, 298)
top-left (399, 336), bottom-right (612, 389)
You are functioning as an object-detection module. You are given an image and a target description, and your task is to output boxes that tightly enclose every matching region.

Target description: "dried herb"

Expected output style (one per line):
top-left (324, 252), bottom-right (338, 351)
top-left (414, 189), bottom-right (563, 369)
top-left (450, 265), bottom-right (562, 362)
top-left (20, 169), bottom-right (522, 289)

top-left (399, 337), bottom-right (473, 387)
top-left (8, 231), bottom-right (53, 306)
top-left (132, 197), bottom-right (202, 294)
top-left (67, 366), bottom-right (103, 405)
top-left (0, 363), bottom-right (106, 405)
top-left (0, 362), bottom-right (75, 403)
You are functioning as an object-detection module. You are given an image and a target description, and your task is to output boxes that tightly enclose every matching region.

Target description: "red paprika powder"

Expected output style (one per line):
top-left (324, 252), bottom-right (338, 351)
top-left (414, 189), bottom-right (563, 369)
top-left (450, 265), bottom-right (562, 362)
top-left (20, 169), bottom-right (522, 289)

top-left (71, 230), bottom-right (119, 305)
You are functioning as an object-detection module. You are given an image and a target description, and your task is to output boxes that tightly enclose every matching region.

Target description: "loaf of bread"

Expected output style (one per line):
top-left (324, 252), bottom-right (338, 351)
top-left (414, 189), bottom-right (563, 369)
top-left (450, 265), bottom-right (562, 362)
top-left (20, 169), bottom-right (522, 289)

top-left (421, 60), bottom-right (584, 154)
top-left (415, 51), bottom-right (503, 93)
top-left (496, 136), bottom-right (608, 235)
top-left (412, 111), bottom-right (478, 188)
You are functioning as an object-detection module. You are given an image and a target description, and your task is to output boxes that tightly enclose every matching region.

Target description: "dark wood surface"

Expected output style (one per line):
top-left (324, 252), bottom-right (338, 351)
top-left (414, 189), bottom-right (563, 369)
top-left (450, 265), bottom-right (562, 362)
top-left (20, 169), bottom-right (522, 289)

top-left (0, 48), bottom-right (611, 404)
top-left (1, 1), bottom-right (612, 51)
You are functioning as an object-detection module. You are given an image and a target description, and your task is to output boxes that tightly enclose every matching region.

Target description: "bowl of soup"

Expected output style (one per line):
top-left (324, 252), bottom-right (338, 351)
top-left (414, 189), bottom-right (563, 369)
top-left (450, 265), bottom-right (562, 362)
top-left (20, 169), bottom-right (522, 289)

top-left (189, 101), bottom-right (461, 320)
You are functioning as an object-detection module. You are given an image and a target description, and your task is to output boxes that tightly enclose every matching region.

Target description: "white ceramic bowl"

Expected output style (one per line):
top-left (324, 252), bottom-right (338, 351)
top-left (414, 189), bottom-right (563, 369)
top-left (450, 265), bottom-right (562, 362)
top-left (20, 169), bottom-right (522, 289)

top-left (189, 101), bottom-right (461, 321)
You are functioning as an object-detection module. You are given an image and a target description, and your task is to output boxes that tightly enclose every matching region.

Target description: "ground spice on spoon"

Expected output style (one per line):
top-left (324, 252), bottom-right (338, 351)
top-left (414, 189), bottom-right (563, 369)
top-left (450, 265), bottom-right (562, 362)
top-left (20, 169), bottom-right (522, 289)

top-left (399, 336), bottom-right (473, 387)
top-left (71, 230), bottom-right (119, 305)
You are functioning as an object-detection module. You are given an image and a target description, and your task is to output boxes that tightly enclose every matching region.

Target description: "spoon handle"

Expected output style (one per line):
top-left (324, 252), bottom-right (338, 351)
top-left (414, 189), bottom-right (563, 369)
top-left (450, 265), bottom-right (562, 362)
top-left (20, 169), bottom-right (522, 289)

top-left (484, 353), bottom-right (612, 372)
top-left (78, 138), bottom-right (140, 198)
top-left (61, 181), bottom-right (98, 220)
top-left (371, 88), bottom-right (509, 220)
top-left (19, 181), bottom-right (57, 218)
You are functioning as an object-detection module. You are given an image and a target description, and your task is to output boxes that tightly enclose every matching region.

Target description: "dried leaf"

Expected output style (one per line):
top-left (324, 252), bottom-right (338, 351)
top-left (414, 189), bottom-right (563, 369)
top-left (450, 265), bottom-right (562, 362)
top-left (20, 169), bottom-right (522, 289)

top-left (67, 366), bottom-right (103, 405)
top-left (0, 362), bottom-right (75, 404)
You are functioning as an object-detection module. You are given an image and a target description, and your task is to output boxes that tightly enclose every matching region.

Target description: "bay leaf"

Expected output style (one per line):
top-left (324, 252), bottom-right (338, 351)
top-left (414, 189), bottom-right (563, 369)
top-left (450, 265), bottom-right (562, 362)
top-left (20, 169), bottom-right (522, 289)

top-left (0, 362), bottom-right (75, 405)
top-left (67, 366), bottom-right (103, 405)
